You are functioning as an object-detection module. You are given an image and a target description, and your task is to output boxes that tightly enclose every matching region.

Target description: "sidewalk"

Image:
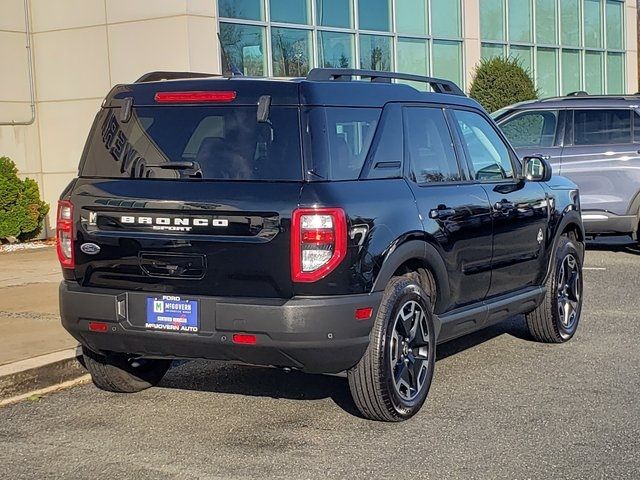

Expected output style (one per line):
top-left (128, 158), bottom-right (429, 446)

top-left (0, 247), bottom-right (76, 366)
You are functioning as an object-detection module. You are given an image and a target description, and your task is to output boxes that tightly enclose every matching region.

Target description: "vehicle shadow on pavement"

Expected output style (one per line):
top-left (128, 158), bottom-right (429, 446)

top-left (159, 359), bottom-right (364, 417)
top-left (436, 315), bottom-right (533, 359)
top-left (158, 315), bottom-right (532, 418)
top-left (585, 237), bottom-right (639, 255)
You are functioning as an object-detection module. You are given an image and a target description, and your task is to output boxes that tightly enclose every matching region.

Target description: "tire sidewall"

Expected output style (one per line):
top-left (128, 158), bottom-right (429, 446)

top-left (380, 280), bottom-right (436, 418)
top-left (83, 346), bottom-right (171, 392)
top-left (551, 238), bottom-right (584, 340)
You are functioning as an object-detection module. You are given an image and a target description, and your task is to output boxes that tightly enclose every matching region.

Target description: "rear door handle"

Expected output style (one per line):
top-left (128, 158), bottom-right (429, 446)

top-left (429, 207), bottom-right (456, 219)
top-left (494, 200), bottom-right (515, 211)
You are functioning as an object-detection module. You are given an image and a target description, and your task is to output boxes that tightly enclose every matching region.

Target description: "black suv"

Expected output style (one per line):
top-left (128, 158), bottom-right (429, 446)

top-left (58, 69), bottom-right (585, 422)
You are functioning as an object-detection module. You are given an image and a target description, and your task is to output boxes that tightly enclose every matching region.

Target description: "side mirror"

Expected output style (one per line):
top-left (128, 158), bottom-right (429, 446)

top-left (522, 156), bottom-right (552, 182)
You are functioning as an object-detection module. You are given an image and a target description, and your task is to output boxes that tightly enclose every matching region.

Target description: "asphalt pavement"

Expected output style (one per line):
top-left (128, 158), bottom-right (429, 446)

top-left (1, 241), bottom-right (639, 479)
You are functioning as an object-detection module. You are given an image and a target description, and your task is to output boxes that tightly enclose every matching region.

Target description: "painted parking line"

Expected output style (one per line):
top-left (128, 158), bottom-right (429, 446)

top-left (583, 267), bottom-right (607, 271)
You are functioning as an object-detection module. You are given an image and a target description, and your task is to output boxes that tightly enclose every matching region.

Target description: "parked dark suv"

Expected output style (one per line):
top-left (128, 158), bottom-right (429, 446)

top-left (495, 93), bottom-right (640, 241)
top-left (58, 69), bottom-right (585, 422)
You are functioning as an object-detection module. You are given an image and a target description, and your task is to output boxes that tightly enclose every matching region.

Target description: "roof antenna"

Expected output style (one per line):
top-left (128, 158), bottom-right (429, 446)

top-left (218, 32), bottom-right (243, 77)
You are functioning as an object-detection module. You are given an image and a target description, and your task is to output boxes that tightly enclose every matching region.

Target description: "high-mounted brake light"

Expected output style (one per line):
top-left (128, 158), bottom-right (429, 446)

top-left (154, 91), bottom-right (237, 103)
top-left (291, 208), bottom-right (347, 283)
top-left (56, 200), bottom-right (74, 269)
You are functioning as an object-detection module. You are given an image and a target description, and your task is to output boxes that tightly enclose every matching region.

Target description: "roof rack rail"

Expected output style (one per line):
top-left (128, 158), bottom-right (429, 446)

top-left (306, 68), bottom-right (465, 96)
top-left (135, 71), bottom-right (220, 83)
top-left (541, 92), bottom-right (640, 102)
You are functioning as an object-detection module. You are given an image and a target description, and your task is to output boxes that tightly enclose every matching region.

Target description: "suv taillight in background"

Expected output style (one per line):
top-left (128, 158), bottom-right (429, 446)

top-left (56, 200), bottom-right (74, 269)
top-left (291, 208), bottom-right (347, 283)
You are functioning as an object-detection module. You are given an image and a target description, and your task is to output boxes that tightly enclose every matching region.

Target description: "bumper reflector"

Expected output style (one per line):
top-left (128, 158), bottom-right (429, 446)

top-left (355, 307), bottom-right (373, 321)
top-left (232, 333), bottom-right (257, 345)
top-left (88, 321), bottom-right (109, 333)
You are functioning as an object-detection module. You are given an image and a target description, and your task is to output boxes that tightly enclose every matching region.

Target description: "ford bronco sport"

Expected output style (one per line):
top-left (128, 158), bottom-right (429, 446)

top-left (58, 69), bottom-right (585, 422)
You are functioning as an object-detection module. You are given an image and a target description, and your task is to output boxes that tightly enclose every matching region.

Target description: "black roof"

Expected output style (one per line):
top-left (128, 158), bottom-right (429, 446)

top-left (104, 69), bottom-right (480, 110)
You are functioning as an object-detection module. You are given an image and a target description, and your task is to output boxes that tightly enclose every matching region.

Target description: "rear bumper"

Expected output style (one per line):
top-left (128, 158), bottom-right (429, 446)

top-left (582, 211), bottom-right (637, 236)
top-left (59, 282), bottom-right (382, 374)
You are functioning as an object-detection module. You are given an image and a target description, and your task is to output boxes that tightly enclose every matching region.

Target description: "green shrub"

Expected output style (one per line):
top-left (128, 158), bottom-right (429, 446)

top-left (469, 57), bottom-right (538, 113)
top-left (0, 156), bottom-right (49, 242)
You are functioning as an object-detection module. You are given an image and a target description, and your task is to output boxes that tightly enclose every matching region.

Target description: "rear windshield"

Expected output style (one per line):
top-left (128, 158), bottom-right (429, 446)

top-left (80, 106), bottom-right (303, 181)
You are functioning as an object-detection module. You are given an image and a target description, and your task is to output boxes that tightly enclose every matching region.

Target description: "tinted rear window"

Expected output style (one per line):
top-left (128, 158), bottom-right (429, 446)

top-left (306, 107), bottom-right (382, 180)
top-left (573, 109), bottom-right (631, 146)
top-left (405, 107), bottom-right (461, 184)
top-left (80, 106), bottom-right (303, 181)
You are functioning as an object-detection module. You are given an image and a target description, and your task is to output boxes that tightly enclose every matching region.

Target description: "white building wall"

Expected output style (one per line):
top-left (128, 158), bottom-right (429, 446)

top-left (0, 0), bottom-right (220, 235)
top-left (0, 0), bottom-right (42, 204)
top-left (463, 0), bottom-right (481, 89)
top-left (626, 0), bottom-right (638, 92)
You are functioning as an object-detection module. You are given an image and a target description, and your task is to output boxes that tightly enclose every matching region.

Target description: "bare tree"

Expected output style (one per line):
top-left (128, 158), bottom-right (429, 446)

top-left (273, 32), bottom-right (310, 77)
top-left (220, 21), bottom-right (265, 76)
top-left (369, 46), bottom-right (390, 71)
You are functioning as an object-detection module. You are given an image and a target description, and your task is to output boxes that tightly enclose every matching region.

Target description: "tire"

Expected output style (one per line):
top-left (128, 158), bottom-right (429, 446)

top-left (82, 346), bottom-right (171, 393)
top-left (348, 276), bottom-right (436, 422)
top-left (525, 236), bottom-right (584, 343)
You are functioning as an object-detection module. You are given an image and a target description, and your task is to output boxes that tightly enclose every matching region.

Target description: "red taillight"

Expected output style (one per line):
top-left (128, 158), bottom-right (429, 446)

top-left (232, 333), bottom-right (257, 345)
top-left (88, 321), bottom-right (108, 333)
top-left (301, 229), bottom-right (335, 244)
top-left (154, 91), bottom-right (237, 103)
top-left (291, 207), bottom-right (347, 283)
top-left (56, 200), bottom-right (74, 269)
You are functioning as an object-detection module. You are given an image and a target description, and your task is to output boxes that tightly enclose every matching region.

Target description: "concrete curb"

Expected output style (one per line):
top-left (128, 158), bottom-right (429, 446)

top-left (0, 348), bottom-right (87, 401)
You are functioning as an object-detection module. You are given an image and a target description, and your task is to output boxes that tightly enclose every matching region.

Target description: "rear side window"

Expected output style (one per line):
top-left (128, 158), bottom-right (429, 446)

top-left (404, 107), bottom-right (461, 184)
top-left (634, 111), bottom-right (640, 142)
top-left (573, 109), bottom-right (631, 146)
top-left (307, 107), bottom-right (381, 180)
top-left (80, 106), bottom-right (303, 181)
top-left (500, 110), bottom-right (559, 148)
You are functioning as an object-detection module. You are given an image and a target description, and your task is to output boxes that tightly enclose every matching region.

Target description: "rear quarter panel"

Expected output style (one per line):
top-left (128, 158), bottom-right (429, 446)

top-left (295, 179), bottom-right (422, 296)
top-left (559, 144), bottom-right (640, 216)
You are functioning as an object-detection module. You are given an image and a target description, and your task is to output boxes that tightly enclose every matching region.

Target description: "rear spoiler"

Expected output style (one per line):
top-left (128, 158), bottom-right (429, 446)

top-left (135, 71), bottom-right (221, 83)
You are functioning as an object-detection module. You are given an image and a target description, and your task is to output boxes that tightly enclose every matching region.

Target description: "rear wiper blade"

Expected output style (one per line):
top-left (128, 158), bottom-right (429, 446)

top-left (144, 161), bottom-right (200, 170)
top-left (142, 161), bottom-right (203, 179)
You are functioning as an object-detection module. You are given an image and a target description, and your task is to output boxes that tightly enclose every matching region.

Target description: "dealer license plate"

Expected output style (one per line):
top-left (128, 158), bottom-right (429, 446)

top-left (145, 296), bottom-right (199, 333)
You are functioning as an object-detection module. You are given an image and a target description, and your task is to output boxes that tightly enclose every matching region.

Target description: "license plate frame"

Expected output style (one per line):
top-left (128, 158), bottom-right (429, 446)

top-left (145, 296), bottom-right (199, 333)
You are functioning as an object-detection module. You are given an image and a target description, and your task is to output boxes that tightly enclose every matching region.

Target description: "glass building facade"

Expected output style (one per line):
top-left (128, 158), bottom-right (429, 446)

top-left (480, 0), bottom-right (627, 96)
top-left (219, 0), bottom-right (464, 88)
top-left (218, 0), bottom-right (629, 95)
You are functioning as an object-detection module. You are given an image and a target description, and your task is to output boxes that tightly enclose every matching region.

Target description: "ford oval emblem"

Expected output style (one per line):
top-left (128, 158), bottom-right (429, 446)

top-left (80, 243), bottom-right (101, 255)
